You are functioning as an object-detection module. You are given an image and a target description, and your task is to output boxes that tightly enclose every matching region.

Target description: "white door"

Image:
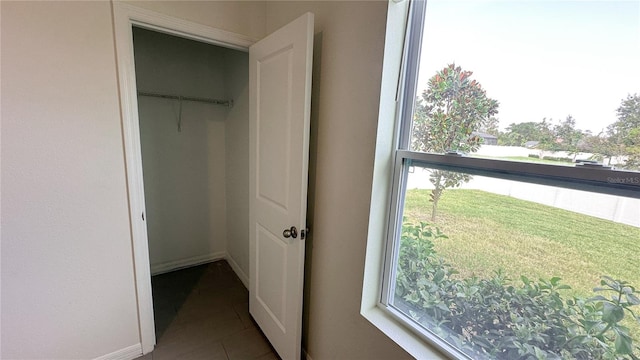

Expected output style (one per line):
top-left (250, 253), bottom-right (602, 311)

top-left (249, 12), bottom-right (314, 360)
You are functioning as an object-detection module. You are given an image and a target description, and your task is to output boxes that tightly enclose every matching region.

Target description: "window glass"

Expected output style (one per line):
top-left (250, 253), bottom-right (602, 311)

top-left (391, 164), bottom-right (640, 359)
top-left (384, 1), bottom-right (640, 358)
top-left (410, 0), bottom-right (640, 172)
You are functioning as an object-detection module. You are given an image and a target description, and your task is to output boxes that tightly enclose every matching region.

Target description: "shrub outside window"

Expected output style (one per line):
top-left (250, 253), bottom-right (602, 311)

top-left (381, 1), bottom-right (640, 359)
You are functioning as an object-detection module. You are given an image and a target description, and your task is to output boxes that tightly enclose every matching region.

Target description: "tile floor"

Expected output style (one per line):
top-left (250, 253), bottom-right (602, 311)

top-left (136, 260), bottom-right (280, 360)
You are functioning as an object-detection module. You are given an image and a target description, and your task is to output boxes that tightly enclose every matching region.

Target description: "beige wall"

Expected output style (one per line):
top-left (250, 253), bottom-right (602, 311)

top-left (0, 1), bottom-right (260, 358)
top-left (124, 0), bottom-right (267, 41)
top-left (265, 2), bottom-right (412, 359)
top-left (0, 2), bottom-right (139, 358)
top-left (1, 1), bottom-right (416, 359)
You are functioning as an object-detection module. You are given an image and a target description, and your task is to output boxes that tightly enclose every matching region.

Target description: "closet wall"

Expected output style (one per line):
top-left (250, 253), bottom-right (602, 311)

top-left (223, 50), bottom-right (251, 281)
top-left (133, 28), bottom-right (249, 277)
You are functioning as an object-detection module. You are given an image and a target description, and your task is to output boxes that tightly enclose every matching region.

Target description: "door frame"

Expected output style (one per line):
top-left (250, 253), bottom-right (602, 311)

top-left (112, 2), bottom-right (257, 354)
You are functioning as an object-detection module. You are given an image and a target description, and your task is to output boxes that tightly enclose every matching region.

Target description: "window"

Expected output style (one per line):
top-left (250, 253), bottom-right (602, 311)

top-left (380, 1), bottom-right (640, 359)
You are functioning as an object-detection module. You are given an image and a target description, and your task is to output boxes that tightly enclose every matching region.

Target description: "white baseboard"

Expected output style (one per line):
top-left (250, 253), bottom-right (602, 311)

top-left (225, 253), bottom-right (249, 288)
top-left (93, 343), bottom-right (142, 360)
top-left (150, 252), bottom-right (226, 275)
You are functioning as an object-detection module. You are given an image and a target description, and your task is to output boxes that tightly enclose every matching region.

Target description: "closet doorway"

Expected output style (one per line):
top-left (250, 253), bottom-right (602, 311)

top-left (131, 27), bottom-right (271, 356)
top-left (133, 28), bottom-right (249, 283)
top-left (114, 4), bottom-right (314, 359)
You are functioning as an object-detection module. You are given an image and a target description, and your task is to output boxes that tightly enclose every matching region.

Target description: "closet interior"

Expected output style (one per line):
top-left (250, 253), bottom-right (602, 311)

top-left (132, 26), bottom-right (252, 337)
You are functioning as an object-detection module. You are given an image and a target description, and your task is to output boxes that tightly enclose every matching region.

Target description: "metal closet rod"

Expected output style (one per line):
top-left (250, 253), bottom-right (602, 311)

top-left (137, 91), bottom-right (233, 107)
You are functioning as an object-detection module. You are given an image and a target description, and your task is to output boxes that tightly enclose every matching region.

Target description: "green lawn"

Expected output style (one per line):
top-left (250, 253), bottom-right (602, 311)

top-left (404, 188), bottom-right (640, 346)
top-left (403, 189), bottom-right (640, 298)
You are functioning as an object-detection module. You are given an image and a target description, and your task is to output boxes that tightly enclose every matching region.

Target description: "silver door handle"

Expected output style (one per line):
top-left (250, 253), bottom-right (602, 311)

top-left (283, 226), bottom-right (298, 239)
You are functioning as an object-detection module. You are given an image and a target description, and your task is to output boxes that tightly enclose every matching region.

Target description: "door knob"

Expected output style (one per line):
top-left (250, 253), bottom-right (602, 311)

top-left (283, 226), bottom-right (298, 239)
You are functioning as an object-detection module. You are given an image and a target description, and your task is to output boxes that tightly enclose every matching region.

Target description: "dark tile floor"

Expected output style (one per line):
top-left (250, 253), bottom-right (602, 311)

top-left (136, 260), bottom-right (279, 360)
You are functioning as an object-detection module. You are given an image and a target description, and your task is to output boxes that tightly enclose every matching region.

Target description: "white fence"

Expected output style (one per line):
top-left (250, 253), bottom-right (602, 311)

top-left (475, 145), bottom-right (627, 166)
top-left (406, 146), bottom-right (640, 228)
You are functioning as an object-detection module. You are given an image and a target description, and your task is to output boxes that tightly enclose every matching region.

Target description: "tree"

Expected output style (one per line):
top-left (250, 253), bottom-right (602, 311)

top-left (536, 117), bottom-right (560, 152)
top-left (478, 116), bottom-right (500, 136)
top-left (582, 130), bottom-right (617, 164)
top-left (607, 94), bottom-right (640, 169)
top-left (499, 121), bottom-right (544, 146)
top-left (412, 64), bottom-right (499, 220)
top-left (552, 115), bottom-right (585, 160)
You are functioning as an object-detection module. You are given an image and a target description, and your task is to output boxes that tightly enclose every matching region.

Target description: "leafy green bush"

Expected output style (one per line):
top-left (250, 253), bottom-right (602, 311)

top-left (395, 221), bottom-right (640, 359)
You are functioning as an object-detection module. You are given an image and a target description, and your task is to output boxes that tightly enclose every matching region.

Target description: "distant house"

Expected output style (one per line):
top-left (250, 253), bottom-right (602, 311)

top-left (472, 131), bottom-right (498, 145)
top-left (524, 141), bottom-right (540, 148)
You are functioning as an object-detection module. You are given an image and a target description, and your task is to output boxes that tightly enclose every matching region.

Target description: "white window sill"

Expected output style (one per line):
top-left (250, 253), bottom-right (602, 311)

top-left (361, 304), bottom-right (448, 359)
top-left (360, 2), bottom-right (449, 358)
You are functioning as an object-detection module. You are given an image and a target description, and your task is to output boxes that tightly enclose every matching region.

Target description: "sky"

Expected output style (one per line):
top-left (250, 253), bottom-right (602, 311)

top-left (417, 0), bottom-right (640, 133)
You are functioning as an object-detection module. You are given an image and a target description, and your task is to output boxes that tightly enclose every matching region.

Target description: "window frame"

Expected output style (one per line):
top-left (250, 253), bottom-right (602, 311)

top-left (376, 0), bottom-right (640, 358)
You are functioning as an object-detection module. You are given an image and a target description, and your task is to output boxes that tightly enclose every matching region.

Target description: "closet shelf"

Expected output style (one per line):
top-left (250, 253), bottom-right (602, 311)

top-left (138, 91), bottom-right (233, 108)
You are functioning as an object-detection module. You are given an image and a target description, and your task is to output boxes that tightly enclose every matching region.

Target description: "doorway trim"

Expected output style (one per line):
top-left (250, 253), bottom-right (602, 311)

top-left (112, 2), bottom-right (257, 354)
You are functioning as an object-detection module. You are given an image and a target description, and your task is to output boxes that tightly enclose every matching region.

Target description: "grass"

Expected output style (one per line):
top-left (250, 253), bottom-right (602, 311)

top-left (403, 188), bottom-right (640, 344)
top-left (404, 189), bottom-right (640, 297)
